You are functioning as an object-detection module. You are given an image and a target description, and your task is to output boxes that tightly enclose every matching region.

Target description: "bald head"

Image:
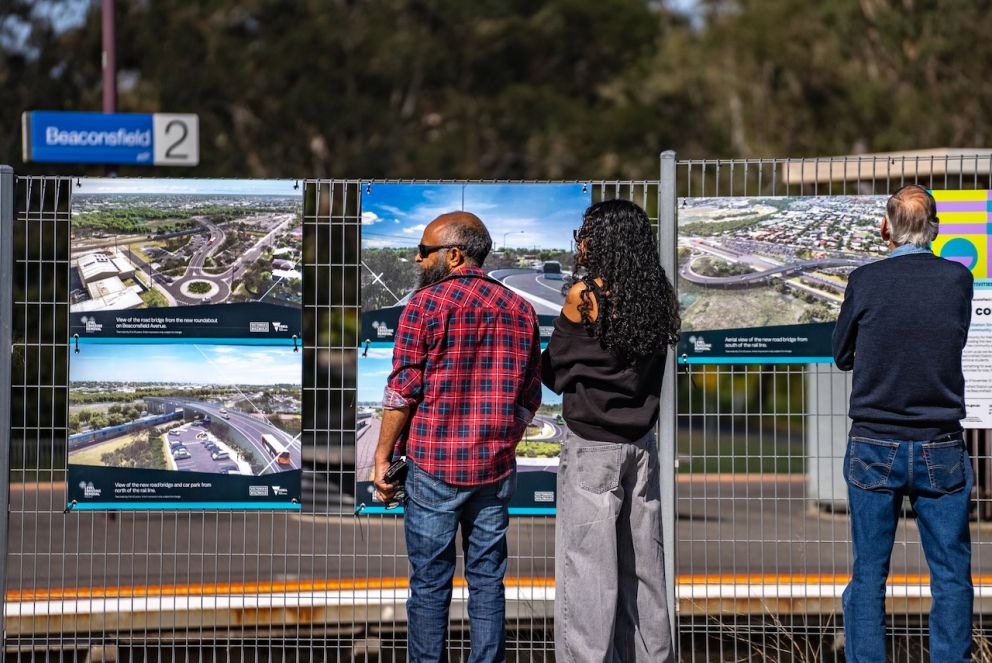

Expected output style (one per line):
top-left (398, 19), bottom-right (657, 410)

top-left (885, 184), bottom-right (938, 248)
top-left (427, 211), bottom-right (493, 267)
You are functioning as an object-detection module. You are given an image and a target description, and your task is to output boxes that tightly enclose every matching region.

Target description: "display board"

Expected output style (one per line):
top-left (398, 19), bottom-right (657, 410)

top-left (67, 178), bottom-right (303, 509)
top-left (676, 190), bottom-right (991, 429)
top-left (676, 195), bottom-right (888, 362)
top-left (934, 190), bottom-right (992, 428)
top-left (357, 183), bottom-right (589, 514)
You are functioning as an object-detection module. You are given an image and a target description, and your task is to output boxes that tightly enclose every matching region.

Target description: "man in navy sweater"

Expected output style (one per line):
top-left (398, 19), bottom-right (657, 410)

top-left (833, 184), bottom-right (974, 662)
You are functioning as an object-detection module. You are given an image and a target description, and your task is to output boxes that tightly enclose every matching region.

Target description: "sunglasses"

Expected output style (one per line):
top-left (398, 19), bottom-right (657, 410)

top-left (417, 243), bottom-right (462, 259)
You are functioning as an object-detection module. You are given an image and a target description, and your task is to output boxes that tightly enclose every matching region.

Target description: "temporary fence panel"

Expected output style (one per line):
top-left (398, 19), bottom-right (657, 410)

top-left (8, 156), bottom-right (988, 661)
top-left (674, 155), bottom-right (992, 661)
top-left (1, 173), bottom-right (669, 662)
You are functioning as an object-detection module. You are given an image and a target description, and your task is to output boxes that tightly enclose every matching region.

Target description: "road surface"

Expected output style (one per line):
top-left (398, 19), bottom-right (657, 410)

top-left (9, 475), bottom-right (992, 592)
top-left (680, 238), bottom-right (864, 287)
top-left (488, 269), bottom-right (566, 316)
top-left (122, 213), bottom-right (296, 307)
top-left (168, 421), bottom-right (243, 475)
top-left (146, 398), bottom-right (300, 473)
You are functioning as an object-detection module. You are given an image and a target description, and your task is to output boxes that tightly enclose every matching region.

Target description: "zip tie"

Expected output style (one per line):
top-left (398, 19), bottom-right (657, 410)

top-left (292, 334), bottom-right (299, 352)
top-left (64, 500), bottom-right (77, 514)
top-left (681, 353), bottom-right (699, 390)
top-left (362, 339), bottom-right (371, 357)
top-left (73, 333), bottom-right (79, 354)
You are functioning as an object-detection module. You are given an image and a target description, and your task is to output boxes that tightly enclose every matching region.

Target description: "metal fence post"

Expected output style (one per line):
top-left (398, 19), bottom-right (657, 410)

top-left (658, 151), bottom-right (678, 648)
top-left (0, 165), bottom-right (14, 649)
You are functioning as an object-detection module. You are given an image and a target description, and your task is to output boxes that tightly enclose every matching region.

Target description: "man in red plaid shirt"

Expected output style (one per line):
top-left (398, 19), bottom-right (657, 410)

top-left (373, 211), bottom-right (541, 663)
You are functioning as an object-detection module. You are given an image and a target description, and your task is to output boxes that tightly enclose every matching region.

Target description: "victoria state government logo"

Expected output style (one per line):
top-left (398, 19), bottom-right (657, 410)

top-left (688, 335), bottom-right (712, 353)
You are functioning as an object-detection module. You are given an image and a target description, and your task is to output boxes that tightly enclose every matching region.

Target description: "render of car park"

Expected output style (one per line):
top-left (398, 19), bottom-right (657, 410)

top-left (68, 341), bottom-right (302, 476)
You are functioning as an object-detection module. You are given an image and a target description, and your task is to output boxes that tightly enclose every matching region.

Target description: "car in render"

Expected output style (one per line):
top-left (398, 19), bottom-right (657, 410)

top-left (172, 447), bottom-right (191, 460)
top-left (211, 450), bottom-right (230, 461)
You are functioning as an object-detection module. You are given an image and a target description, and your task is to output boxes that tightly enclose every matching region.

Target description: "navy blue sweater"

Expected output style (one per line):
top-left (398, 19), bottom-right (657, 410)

top-left (832, 252), bottom-right (973, 440)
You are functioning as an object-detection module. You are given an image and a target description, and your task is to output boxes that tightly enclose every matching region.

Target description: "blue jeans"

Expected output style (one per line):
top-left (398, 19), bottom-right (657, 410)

top-left (404, 459), bottom-right (516, 663)
top-left (843, 433), bottom-right (973, 663)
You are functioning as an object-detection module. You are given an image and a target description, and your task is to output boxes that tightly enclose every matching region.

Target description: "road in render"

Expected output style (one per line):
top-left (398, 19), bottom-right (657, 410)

top-left (169, 421), bottom-right (242, 474)
top-left (488, 269), bottom-right (566, 316)
top-left (194, 402), bottom-right (301, 473)
top-left (148, 398), bottom-right (301, 473)
top-left (125, 213), bottom-right (296, 306)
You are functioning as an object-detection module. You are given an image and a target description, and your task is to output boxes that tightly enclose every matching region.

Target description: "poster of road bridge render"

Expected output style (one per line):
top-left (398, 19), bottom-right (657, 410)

top-left (676, 195), bottom-right (889, 363)
top-left (360, 182), bottom-right (590, 345)
top-left (355, 350), bottom-right (563, 515)
top-left (67, 179), bottom-right (302, 509)
top-left (678, 190), bottom-right (992, 427)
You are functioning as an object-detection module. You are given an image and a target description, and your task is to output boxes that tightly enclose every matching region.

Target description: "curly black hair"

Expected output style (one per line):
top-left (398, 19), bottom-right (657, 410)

top-left (571, 199), bottom-right (680, 362)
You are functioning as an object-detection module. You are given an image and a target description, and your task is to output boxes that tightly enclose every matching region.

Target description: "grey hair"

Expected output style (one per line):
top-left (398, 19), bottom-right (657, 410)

top-left (885, 184), bottom-right (939, 247)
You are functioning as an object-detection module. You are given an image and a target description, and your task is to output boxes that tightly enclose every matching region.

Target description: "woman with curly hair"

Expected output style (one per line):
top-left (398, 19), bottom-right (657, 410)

top-left (542, 199), bottom-right (679, 663)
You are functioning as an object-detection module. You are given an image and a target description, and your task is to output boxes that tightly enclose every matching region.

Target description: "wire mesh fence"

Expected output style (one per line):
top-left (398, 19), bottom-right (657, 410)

top-left (675, 154), bottom-right (992, 662)
top-left (0, 175), bottom-right (659, 662)
top-left (3, 156), bottom-right (992, 661)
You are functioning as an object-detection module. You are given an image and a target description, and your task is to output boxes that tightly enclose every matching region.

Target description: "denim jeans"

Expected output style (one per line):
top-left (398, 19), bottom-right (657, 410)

top-left (554, 430), bottom-right (674, 663)
top-left (843, 433), bottom-right (973, 663)
top-left (404, 459), bottom-right (516, 663)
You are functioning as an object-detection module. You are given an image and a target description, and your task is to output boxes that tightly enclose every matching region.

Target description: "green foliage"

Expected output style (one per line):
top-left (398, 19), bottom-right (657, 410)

top-left (139, 287), bottom-right (169, 308)
top-left (99, 429), bottom-right (167, 469)
top-left (16, 0), bottom-right (992, 179)
top-left (692, 256), bottom-right (754, 277)
top-left (516, 440), bottom-right (560, 458)
top-left (680, 218), bottom-right (760, 237)
top-left (187, 281), bottom-right (212, 294)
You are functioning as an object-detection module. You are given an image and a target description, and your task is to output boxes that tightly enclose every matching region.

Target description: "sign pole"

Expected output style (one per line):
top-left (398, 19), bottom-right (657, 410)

top-left (0, 165), bottom-right (15, 649)
top-left (102, 0), bottom-right (118, 177)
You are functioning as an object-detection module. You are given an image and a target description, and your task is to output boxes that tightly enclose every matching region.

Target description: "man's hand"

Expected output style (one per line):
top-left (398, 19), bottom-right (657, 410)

top-left (373, 457), bottom-right (397, 503)
top-left (372, 406), bottom-right (412, 503)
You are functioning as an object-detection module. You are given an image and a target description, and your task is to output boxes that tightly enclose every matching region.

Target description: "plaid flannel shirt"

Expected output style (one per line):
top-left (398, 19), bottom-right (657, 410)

top-left (383, 266), bottom-right (542, 485)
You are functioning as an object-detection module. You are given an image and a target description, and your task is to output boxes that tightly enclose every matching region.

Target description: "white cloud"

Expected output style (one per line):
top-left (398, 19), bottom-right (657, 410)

top-left (403, 223), bottom-right (428, 235)
top-left (361, 211), bottom-right (381, 225)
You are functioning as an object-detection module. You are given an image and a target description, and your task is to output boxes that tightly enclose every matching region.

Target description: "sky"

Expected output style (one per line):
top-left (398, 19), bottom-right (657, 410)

top-left (358, 348), bottom-right (561, 405)
top-left (360, 183), bottom-right (590, 250)
top-left (70, 343), bottom-right (302, 385)
top-left (76, 177), bottom-right (300, 196)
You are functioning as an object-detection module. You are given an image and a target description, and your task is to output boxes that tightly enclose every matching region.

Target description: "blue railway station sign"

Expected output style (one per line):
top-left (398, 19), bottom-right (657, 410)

top-left (22, 111), bottom-right (199, 166)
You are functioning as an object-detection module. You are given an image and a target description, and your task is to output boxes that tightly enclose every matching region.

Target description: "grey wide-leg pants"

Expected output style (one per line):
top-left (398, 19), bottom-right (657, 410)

top-left (554, 429), bottom-right (674, 663)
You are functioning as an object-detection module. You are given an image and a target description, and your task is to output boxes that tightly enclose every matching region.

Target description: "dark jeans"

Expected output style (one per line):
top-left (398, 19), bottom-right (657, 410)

top-left (843, 433), bottom-right (973, 663)
top-left (404, 459), bottom-right (516, 663)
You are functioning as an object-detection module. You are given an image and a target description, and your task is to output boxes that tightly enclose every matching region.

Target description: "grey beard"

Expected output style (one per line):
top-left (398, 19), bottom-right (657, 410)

top-left (418, 257), bottom-right (452, 288)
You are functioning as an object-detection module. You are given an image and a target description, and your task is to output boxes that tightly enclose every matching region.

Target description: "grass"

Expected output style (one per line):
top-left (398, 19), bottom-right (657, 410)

top-left (517, 441), bottom-right (560, 458)
top-left (680, 281), bottom-right (812, 332)
top-left (139, 288), bottom-right (169, 308)
top-left (69, 432), bottom-right (146, 466)
top-left (187, 281), bottom-right (212, 294)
